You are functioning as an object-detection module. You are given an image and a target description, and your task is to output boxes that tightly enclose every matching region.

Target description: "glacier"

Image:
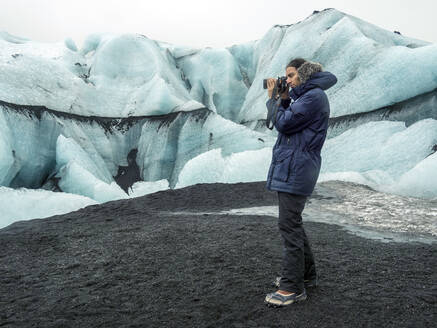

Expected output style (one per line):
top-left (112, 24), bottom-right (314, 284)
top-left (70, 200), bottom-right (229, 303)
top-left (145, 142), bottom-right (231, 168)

top-left (0, 101), bottom-right (272, 193)
top-left (1, 8), bottom-right (437, 228)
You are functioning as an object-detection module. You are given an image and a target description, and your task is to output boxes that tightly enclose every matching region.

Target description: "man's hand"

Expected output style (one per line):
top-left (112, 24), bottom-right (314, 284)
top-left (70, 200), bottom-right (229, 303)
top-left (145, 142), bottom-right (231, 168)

top-left (267, 78), bottom-right (276, 98)
top-left (267, 78), bottom-right (290, 99)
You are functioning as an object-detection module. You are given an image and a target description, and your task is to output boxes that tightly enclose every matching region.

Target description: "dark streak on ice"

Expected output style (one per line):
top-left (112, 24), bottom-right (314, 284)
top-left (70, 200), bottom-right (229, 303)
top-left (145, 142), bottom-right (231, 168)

top-left (0, 98), bottom-right (211, 134)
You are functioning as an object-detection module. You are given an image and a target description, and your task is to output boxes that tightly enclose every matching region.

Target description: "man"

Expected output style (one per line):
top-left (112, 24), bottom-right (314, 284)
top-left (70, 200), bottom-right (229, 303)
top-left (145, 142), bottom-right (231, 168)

top-left (264, 58), bottom-right (337, 307)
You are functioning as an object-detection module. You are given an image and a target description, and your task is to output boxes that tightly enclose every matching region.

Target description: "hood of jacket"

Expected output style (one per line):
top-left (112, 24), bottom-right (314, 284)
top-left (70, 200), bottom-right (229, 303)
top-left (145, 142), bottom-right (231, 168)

top-left (290, 61), bottom-right (337, 100)
top-left (298, 61), bottom-right (323, 84)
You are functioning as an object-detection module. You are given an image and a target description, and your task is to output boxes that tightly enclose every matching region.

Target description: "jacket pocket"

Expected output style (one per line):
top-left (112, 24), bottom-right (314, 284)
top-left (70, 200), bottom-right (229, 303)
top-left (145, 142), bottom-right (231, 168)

top-left (273, 149), bottom-right (294, 182)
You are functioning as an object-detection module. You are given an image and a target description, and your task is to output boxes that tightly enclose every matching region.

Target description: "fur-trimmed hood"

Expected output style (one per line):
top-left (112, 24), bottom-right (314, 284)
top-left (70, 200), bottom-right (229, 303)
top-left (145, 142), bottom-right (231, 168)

top-left (289, 63), bottom-right (337, 100)
top-left (297, 61), bottom-right (323, 84)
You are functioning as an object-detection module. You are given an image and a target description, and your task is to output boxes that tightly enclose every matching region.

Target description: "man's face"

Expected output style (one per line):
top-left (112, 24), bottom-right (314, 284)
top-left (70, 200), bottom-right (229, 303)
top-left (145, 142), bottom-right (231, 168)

top-left (286, 66), bottom-right (300, 88)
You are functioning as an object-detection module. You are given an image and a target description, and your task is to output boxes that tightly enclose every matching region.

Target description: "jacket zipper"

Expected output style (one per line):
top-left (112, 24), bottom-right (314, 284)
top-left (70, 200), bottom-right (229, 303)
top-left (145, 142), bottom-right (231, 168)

top-left (287, 137), bottom-right (290, 145)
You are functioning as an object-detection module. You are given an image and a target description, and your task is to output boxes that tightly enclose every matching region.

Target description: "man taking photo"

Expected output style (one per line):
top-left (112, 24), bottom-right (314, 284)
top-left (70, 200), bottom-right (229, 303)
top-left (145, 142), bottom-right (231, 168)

top-left (264, 58), bottom-right (337, 307)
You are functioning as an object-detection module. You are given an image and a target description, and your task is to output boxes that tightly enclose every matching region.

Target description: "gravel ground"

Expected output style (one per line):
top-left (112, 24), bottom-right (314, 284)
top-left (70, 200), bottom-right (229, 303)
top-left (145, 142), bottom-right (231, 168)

top-left (0, 181), bottom-right (436, 328)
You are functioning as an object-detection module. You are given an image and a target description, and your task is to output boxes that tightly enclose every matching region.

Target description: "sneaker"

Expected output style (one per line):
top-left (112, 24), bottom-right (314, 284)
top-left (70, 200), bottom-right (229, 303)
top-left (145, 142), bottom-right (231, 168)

top-left (264, 289), bottom-right (307, 307)
top-left (272, 276), bottom-right (318, 289)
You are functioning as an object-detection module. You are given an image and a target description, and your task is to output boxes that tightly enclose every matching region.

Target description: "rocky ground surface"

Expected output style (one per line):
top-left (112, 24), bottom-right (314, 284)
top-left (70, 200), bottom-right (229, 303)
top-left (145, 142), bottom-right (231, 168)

top-left (0, 181), bottom-right (436, 328)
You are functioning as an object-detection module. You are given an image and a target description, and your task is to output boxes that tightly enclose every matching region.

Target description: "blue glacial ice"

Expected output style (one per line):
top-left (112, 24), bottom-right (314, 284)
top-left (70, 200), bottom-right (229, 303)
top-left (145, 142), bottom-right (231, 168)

top-left (55, 134), bottom-right (128, 202)
top-left (176, 147), bottom-right (272, 188)
top-left (56, 135), bottom-right (113, 183)
top-left (387, 151), bottom-right (437, 199)
top-left (0, 110), bottom-right (17, 185)
top-left (319, 119), bottom-right (437, 198)
top-left (320, 119), bottom-right (437, 177)
top-left (129, 179), bottom-right (169, 198)
top-left (64, 37), bottom-right (78, 52)
top-left (0, 33), bottom-right (203, 117)
top-left (136, 110), bottom-right (274, 184)
top-left (175, 47), bottom-right (249, 121)
top-left (0, 179), bottom-right (170, 229)
top-left (0, 186), bottom-right (98, 229)
top-left (57, 161), bottom-right (128, 203)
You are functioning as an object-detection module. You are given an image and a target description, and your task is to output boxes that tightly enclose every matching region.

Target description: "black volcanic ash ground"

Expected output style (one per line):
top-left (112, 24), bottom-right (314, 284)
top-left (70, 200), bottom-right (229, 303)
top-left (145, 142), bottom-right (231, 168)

top-left (0, 181), bottom-right (435, 328)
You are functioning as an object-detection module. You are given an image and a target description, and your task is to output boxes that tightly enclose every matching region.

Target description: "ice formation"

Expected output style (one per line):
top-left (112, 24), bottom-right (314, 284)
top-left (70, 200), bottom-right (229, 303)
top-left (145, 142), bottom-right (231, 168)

top-left (129, 179), bottom-right (170, 198)
top-left (388, 151), bottom-right (437, 199)
top-left (320, 120), bottom-right (437, 177)
top-left (319, 119), bottom-right (437, 197)
top-left (0, 110), bottom-right (16, 185)
top-left (176, 147), bottom-right (272, 188)
top-left (137, 111), bottom-right (274, 184)
top-left (0, 186), bottom-right (97, 229)
top-left (0, 8), bottom-right (436, 228)
top-left (175, 47), bottom-right (249, 121)
top-left (57, 162), bottom-right (128, 203)
top-left (0, 33), bottom-right (204, 117)
top-left (0, 179), bottom-right (171, 229)
top-left (56, 135), bottom-right (113, 183)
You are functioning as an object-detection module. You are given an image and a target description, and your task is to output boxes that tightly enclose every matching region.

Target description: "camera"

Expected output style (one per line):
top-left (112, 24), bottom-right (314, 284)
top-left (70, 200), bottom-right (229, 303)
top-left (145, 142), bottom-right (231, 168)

top-left (263, 76), bottom-right (288, 94)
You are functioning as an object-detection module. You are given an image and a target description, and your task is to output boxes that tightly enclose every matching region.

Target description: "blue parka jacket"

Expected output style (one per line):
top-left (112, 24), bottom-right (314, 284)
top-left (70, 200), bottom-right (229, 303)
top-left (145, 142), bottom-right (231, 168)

top-left (266, 64), bottom-right (337, 196)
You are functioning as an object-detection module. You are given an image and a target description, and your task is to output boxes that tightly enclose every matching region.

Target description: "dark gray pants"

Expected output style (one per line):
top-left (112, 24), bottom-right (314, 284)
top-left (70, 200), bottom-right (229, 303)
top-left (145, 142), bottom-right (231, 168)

top-left (278, 191), bottom-right (317, 293)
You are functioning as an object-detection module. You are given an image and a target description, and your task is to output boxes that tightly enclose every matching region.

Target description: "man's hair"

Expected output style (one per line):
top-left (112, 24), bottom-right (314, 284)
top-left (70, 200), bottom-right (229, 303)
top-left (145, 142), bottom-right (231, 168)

top-left (287, 58), bottom-right (306, 69)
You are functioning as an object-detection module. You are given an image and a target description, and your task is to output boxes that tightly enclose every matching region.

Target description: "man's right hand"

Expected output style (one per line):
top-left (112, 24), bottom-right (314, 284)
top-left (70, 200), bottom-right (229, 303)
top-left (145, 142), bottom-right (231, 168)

top-left (267, 78), bottom-right (276, 98)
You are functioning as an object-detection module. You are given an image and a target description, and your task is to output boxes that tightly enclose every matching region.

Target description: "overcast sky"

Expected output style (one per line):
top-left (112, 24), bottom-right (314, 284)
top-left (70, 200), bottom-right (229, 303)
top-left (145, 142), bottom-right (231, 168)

top-left (1, 0), bottom-right (436, 48)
